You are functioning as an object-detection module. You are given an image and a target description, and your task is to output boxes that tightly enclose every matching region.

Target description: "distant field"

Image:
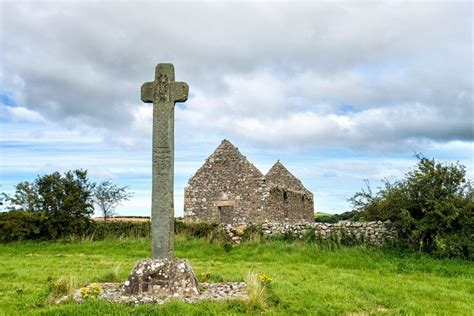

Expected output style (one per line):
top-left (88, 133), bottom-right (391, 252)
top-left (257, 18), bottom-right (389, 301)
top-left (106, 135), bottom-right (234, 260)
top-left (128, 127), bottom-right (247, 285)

top-left (314, 211), bottom-right (337, 220)
top-left (0, 238), bottom-right (472, 315)
top-left (92, 216), bottom-right (150, 222)
top-left (314, 211), bottom-right (334, 217)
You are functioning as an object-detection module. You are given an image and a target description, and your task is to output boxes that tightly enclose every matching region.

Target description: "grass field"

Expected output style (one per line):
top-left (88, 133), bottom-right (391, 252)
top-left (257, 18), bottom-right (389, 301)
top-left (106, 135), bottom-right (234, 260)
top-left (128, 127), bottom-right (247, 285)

top-left (0, 237), bottom-right (472, 315)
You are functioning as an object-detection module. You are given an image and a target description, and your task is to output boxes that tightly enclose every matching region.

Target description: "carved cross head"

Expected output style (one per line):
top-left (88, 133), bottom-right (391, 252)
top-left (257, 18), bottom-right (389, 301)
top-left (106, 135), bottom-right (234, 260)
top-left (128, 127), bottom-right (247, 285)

top-left (141, 63), bottom-right (189, 104)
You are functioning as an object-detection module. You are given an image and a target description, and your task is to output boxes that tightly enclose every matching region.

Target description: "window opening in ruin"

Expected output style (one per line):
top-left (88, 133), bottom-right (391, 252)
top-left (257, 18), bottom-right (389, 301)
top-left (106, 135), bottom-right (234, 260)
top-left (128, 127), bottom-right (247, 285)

top-left (283, 191), bottom-right (288, 201)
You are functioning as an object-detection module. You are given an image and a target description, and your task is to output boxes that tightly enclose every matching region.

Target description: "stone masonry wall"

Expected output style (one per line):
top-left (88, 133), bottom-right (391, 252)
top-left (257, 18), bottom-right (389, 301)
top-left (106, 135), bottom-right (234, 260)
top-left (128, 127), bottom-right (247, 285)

top-left (184, 140), bottom-right (315, 226)
top-left (184, 140), bottom-right (266, 225)
top-left (262, 161), bottom-right (314, 223)
top-left (225, 221), bottom-right (396, 245)
top-left (262, 186), bottom-right (314, 224)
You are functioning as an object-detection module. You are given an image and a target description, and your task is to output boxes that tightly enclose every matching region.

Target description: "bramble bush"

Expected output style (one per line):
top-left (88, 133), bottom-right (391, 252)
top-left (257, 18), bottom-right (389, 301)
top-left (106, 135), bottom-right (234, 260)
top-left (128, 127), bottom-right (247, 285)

top-left (350, 154), bottom-right (473, 258)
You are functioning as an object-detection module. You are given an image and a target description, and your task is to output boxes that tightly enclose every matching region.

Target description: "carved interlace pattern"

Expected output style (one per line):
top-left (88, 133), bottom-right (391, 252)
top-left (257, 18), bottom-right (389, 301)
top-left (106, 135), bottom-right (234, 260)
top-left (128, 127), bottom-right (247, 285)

top-left (155, 73), bottom-right (169, 102)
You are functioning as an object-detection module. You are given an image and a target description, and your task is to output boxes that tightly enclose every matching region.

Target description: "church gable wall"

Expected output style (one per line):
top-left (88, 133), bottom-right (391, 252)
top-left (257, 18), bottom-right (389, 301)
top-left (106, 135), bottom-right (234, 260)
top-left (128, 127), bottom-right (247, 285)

top-left (184, 140), bottom-right (265, 225)
top-left (263, 187), bottom-right (314, 224)
top-left (184, 140), bottom-right (315, 226)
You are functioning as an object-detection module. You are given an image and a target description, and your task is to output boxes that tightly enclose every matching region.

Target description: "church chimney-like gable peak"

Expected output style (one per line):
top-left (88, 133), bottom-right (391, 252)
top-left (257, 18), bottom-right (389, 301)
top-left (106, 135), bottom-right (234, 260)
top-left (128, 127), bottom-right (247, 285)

top-left (265, 160), bottom-right (308, 193)
top-left (215, 139), bottom-right (237, 152)
top-left (210, 139), bottom-right (244, 160)
top-left (187, 139), bottom-right (263, 185)
top-left (209, 140), bottom-right (262, 175)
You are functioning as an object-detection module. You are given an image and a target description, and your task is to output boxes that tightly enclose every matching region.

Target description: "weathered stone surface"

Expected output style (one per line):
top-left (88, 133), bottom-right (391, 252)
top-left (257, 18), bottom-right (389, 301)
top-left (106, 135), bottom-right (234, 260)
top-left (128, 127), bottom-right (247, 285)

top-left (184, 139), bottom-right (314, 225)
top-left (141, 63), bottom-right (189, 259)
top-left (234, 224), bottom-right (248, 236)
top-left (123, 259), bottom-right (199, 298)
top-left (69, 281), bottom-right (247, 306)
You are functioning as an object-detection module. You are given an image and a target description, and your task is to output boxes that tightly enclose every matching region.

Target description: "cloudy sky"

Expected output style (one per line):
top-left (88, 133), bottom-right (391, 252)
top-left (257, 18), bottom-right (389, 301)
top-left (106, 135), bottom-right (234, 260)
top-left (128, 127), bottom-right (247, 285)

top-left (1, 0), bottom-right (473, 216)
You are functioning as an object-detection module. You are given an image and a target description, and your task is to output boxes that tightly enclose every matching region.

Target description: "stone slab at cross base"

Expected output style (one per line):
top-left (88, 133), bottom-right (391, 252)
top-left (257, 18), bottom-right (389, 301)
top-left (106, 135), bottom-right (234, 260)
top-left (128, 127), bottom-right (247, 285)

top-left (122, 259), bottom-right (199, 298)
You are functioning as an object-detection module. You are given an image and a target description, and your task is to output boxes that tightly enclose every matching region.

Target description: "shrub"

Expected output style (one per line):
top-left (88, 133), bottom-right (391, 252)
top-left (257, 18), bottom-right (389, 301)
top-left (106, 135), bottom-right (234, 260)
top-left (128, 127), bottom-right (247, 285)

top-left (315, 213), bottom-right (339, 223)
top-left (45, 277), bottom-right (78, 304)
top-left (174, 220), bottom-right (230, 243)
top-left (2, 170), bottom-right (95, 240)
top-left (0, 210), bottom-right (49, 241)
top-left (175, 220), bottom-right (218, 238)
top-left (350, 155), bottom-right (474, 258)
top-left (339, 228), bottom-right (360, 246)
top-left (36, 170), bottom-right (95, 238)
top-left (223, 242), bottom-right (233, 253)
top-left (241, 224), bottom-right (263, 242)
top-left (303, 227), bottom-right (317, 242)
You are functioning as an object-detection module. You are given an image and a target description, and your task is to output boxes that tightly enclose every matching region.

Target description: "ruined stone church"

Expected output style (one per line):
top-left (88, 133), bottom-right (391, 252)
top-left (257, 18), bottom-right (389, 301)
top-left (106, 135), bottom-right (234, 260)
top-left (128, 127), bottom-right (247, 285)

top-left (183, 140), bottom-right (314, 225)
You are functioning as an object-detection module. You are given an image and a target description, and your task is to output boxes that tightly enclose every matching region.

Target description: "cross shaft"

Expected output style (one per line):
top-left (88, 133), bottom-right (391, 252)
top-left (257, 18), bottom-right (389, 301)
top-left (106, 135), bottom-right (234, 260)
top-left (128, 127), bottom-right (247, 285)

top-left (141, 63), bottom-right (188, 259)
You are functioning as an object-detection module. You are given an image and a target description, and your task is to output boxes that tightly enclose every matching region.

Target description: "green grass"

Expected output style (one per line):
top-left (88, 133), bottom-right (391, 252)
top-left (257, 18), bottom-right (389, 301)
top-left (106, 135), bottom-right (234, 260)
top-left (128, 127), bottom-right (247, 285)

top-left (0, 237), bottom-right (473, 315)
top-left (314, 211), bottom-right (333, 218)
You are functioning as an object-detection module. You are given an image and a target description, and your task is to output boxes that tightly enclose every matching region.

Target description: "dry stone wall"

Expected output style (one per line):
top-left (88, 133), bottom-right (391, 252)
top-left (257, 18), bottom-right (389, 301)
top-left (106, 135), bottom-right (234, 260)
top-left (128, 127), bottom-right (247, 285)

top-left (225, 221), bottom-right (396, 245)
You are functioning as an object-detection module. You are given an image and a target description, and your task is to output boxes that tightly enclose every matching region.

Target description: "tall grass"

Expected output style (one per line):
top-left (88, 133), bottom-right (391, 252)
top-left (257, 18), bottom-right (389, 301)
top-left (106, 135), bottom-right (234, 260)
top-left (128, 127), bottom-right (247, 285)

top-left (244, 271), bottom-right (268, 310)
top-left (44, 276), bottom-right (79, 305)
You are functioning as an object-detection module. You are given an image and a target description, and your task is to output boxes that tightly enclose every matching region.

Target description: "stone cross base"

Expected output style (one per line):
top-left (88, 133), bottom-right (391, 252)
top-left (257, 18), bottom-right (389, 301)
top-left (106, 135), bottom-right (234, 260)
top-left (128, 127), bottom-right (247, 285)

top-left (122, 259), bottom-right (199, 298)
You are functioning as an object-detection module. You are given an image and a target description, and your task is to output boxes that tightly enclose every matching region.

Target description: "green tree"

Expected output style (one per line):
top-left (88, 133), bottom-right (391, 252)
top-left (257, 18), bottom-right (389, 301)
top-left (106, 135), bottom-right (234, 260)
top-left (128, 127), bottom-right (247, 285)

top-left (2, 169), bottom-right (95, 239)
top-left (5, 181), bottom-right (40, 212)
top-left (36, 170), bottom-right (95, 237)
top-left (350, 155), bottom-right (474, 258)
top-left (93, 180), bottom-right (133, 221)
top-left (0, 190), bottom-right (10, 211)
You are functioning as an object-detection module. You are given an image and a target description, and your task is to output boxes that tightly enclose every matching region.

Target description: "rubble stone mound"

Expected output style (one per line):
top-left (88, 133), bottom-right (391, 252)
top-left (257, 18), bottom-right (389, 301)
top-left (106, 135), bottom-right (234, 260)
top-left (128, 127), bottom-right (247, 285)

top-left (122, 259), bottom-right (199, 298)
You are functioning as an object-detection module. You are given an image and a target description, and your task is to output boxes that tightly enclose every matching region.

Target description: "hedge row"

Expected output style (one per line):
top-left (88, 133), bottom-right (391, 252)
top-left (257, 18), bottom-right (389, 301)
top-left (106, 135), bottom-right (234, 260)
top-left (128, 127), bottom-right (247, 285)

top-left (0, 211), bottom-right (227, 242)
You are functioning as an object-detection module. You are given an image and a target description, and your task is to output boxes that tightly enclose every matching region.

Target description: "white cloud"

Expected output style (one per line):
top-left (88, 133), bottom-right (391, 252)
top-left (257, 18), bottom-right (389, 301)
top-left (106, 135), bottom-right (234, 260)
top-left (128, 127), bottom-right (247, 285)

top-left (0, 105), bottom-right (45, 123)
top-left (1, 1), bottom-right (472, 216)
top-left (0, 1), bottom-right (471, 152)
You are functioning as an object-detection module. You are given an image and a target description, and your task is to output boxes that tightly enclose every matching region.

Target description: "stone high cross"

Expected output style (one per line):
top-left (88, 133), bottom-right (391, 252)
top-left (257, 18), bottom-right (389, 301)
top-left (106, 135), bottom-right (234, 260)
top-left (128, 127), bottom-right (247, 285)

top-left (141, 64), bottom-right (188, 259)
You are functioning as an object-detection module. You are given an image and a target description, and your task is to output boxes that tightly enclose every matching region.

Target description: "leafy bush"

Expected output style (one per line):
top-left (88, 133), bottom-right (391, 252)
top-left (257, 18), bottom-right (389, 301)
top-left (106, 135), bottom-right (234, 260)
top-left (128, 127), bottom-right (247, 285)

top-left (0, 210), bottom-right (49, 241)
top-left (0, 170), bottom-right (142, 242)
top-left (36, 170), bottom-right (95, 238)
top-left (174, 220), bottom-right (229, 242)
top-left (241, 224), bottom-right (263, 242)
top-left (350, 155), bottom-right (474, 258)
top-left (223, 242), bottom-right (233, 253)
top-left (2, 170), bottom-right (95, 240)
